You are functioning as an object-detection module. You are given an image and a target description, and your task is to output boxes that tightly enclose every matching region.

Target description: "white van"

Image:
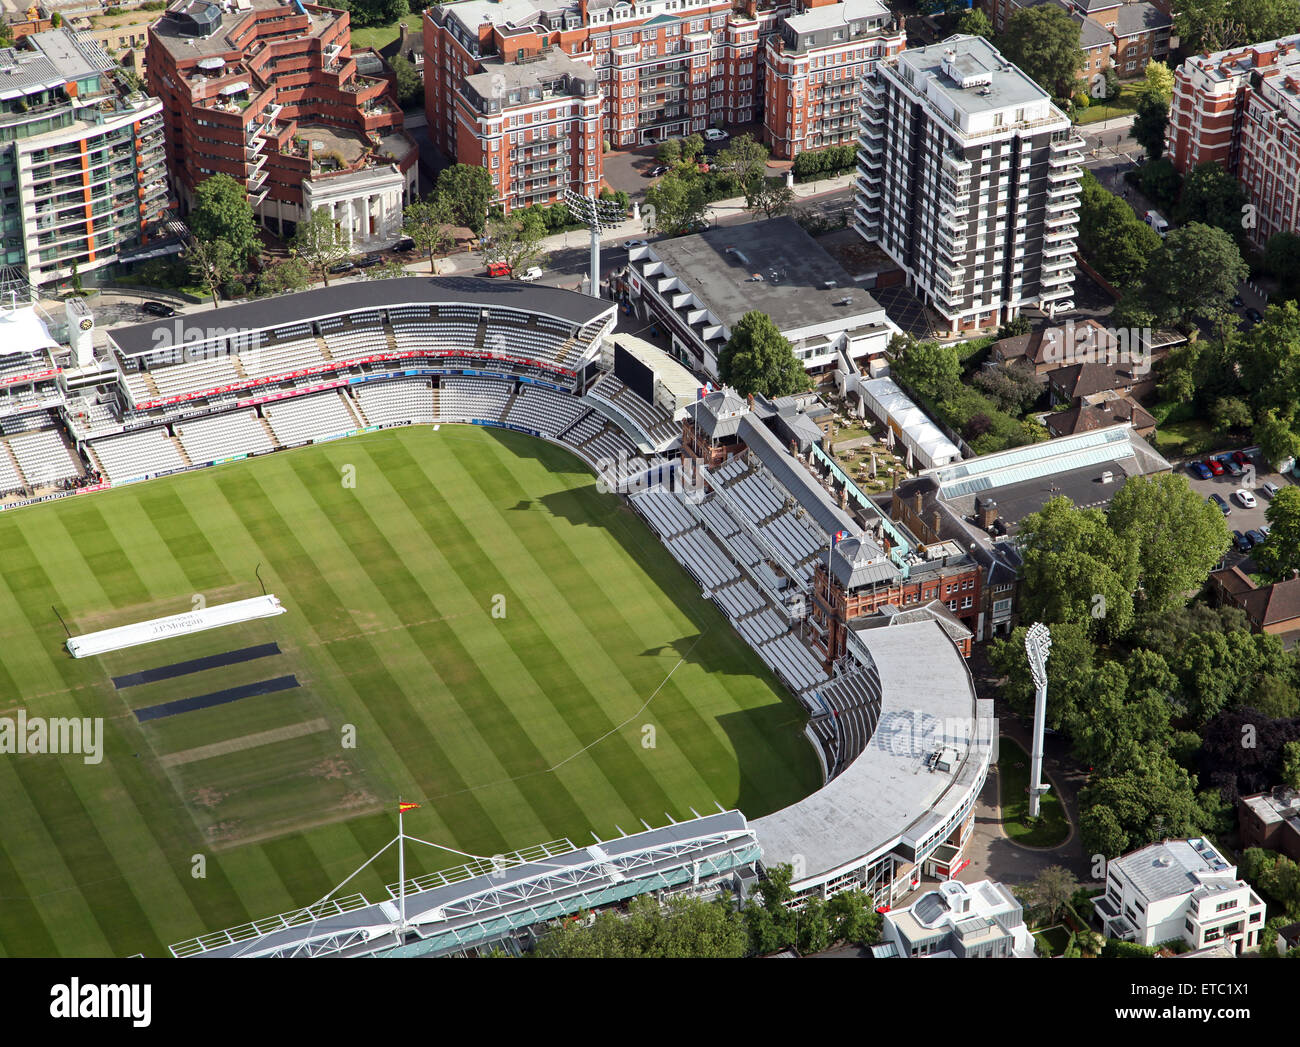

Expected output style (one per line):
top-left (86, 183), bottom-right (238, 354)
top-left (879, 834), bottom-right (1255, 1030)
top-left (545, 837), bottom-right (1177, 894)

top-left (1145, 210), bottom-right (1169, 236)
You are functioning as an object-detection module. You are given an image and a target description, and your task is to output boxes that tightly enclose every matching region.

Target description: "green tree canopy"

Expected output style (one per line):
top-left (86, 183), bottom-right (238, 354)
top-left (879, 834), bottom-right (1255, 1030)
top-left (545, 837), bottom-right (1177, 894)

top-left (290, 206), bottom-right (352, 286)
top-left (1130, 92), bottom-right (1170, 161)
top-left (402, 195), bottom-right (455, 274)
top-left (1015, 496), bottom-right (1139, 640)
top-left (1105, 472), bottom-right (1231, 613)
top-left (436, 164), bottom-right (495, 235)
top-left (187, 172), bottom-right (261, 268)
top-left (997, 5), bottom-right (1086, 100)
top-left (1118, 222), bottom-right (1248, 332)
top-left (717, 311), bottom-right (812, 398)
top-left (480, 209), bottom-right (548, 274)
top-left (1255, 485), bottom-right (1300, 582)
top-left (1175, 0), bottom-right (1300, 54)
top-left (890, 335), bottom-right (962, 401)
top-left (644, 169), bottom-right (708, 235)
top-left (1079, 753), bottom-right (1207, 859)
top-left (389, 53), bottom-right (421, 107)
top-left (1176, 161), bottom-right (1248, 237)
top-left (1078, 171), bottom-right (1162, 288)
top-left (534, 894), bottom-right (749, 957)
top-left (955, 7), bottom-right (994, 37)
top-left (1265, 231), bottom-right (1300, 303)
top-left (1143, 60), bottom-right (1174, 102)
top-left (1254, 409), bottom-right (1300, 471)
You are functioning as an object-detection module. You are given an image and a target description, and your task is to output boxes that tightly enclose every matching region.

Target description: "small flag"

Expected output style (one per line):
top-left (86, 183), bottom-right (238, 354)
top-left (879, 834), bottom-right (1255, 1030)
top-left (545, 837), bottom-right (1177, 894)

top-left (832, 530), bottom-right (847, 545)
top-left (398, 802), bottom-right (420, 813)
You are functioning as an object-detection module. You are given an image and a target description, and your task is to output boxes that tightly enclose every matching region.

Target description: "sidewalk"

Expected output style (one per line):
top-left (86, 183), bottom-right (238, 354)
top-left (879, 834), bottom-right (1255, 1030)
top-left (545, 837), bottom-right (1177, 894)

top-left (429, 171), bottom-right (857, 276)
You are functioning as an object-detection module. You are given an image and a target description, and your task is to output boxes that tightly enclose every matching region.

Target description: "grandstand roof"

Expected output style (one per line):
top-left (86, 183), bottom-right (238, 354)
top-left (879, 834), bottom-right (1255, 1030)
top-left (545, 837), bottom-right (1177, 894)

top-left (612, 334), bottom-right (701, 409)
top-left (686, 388), bottom-right (749, 438)
top-left (828, 534), bottom-right (900, 590)
top-left (752, 620), bottom-right (992, 891)
top-left (738, 414), bottom-right (863, 540)
top-left (106, 278), bottom-right (616, 358)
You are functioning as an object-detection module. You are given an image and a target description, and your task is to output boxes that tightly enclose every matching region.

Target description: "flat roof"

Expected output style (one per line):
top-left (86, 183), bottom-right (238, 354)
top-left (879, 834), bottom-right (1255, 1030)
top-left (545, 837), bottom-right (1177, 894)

top-left (613, 333), bottom-right (700, 402)
top-left (752, 620), bottom-right (989, 888)
top-left (646, 216), bottom-right (883, 335)
top-left (107, 277), bottom-right (615, 357)
top-left (784, 0), bottom-right (889, 34)
top-left (900, 35), bottom-right (1050, 117)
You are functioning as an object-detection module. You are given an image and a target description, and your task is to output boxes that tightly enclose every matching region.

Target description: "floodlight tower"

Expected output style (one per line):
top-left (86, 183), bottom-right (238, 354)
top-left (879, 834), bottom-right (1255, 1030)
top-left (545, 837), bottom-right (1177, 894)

top-left (564, 189), bottom-right (626, 300)
top-left (1024, 622), bottom-right (1052, 819)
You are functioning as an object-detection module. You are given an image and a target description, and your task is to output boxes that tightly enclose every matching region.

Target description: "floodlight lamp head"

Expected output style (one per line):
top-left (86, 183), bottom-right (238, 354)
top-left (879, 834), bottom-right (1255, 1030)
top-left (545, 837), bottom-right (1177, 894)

top-left (1024, 622), bottom-right (1051, 690)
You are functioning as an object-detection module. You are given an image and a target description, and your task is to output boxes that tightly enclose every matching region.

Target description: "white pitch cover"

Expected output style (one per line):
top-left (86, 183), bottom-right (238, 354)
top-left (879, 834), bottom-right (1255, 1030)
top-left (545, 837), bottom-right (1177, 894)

top-left (66, 595), bottom-right (287, 658)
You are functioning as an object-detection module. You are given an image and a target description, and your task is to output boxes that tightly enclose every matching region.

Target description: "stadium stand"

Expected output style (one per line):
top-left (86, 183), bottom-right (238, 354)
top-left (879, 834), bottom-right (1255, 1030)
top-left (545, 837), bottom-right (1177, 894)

top-left (176, 410), bottom-right (277, 465)
top-left (90, 427), bottom-right (187, 484)
top-left (439, 377), bottom-right (512, 423)
top-left (503, 386), bottom-right (587, 437)
top-left (353, 380), bottom-right (437, 426)
top-left (263, 393), bottom-right (358, 447)
top-left (7, 430), bottom-right (81, 487)
top-left (586, 372), bottom-right (678, 447)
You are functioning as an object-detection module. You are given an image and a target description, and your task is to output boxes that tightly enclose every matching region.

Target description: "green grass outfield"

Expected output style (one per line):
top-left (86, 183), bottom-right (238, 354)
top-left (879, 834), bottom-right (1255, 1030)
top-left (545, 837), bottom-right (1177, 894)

top-left (0, 425), bottom-right (820, 957)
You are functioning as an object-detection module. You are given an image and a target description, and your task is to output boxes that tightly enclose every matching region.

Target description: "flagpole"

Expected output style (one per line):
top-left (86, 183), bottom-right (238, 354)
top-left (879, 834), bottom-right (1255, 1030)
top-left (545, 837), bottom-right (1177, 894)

top-left (398, 800), bottom-right (406, 935)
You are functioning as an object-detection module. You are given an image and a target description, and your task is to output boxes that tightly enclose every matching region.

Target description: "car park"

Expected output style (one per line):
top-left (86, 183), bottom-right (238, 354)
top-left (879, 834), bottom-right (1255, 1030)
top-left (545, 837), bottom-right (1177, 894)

top-left (1235, 488), bottom-right (1257, 508)
top-left (1189, 461), bottom-right (1213, 480)
top-left (141, 301), bottom-right (176, 318)
top-left (1209, 493), bottom-right (1231, 515)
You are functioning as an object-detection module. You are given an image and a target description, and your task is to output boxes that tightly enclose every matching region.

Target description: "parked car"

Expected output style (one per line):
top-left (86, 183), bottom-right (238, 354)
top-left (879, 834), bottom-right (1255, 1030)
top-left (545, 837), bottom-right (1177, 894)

top-left (703, 128), bottom-right (729, 141)
top-left (1231, 449), bottom-right (1251, 466)
top-left (1234, 488), bottom-right (1257, 508)
top-left (1231, 294), bottom-right (1245, 308)
top-left (1247, 528), bottom-right (1267, 548)
top-left (1262, 480), bottom-right (1281, 498)
top-left (1189, 461), bottom-right (1213, 480)
top-left (328, 260), bottom-right (355, 274)
top-left (519, 265), bottom-right (544, 282)
top-left (485, 261), bottom-right (511, 277)
top-left (623, 239), bottom-right (648, 250)
top-left (141, 301), bottom-right (176, 318)
top-left (1209, 493), bottom-right (1232, 516)
top-left (1222, 458), bottom-right (1243, 477)
top-left (1233, 529), bottom-right (1251, 553)
top-left (1260, 524), bottom-right (1272, 538)
top-left (1245, 307), bottom-right (1264, 325)
top-left (649, 164), bottom-right (668, 177)
top-left (393, 237), bottom-right (415, 253)
top-left (1206, 458), bottom-right (1225, 476)
top-left (354, 255), bottom-right (383, 269)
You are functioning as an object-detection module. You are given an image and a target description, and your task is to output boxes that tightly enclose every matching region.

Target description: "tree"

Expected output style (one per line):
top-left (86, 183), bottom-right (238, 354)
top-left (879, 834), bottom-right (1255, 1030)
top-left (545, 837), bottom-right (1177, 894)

top-left (1175, 0), bottom-right (1300, 54)
top-left (346, 0), bottom-right (409, 27)
top-left (1177, 161), bottom-right (1248, 237)
top-left (825, 889), bottom-right (882, 945)
top-left (364, 260), bottom-right (410, 280)
top-left (956, 7), bottom-right (994, 37)
top-left (480, 209), bottom-right (548, 275)
top-left (403, 195), bottom-right (455, 274)
top-left (1255, 485), bottom-right (1300, 582)
top-left (185, 236), bottom-right (235, 308)
top-left (1015, 496), bottom-right (1139, 640)
top-left (1026, 866), bottom-right (1078, 924)
top-left (1078, 171), bottom-right (1162, 289)
top-left (1121, 222), bottom-right (1248, 332)
top-left (253, 255), bottom-right (310, 297)
top-left (655, 138), bottom-right (682, 165)
top-left (996, 315), bottom-right (1032, 340)
top-left (1143, 60), bottom-right (1174, 103)
top-left (1130, 92), bottom-right (1170, 161)
top-left (1070, 661), bottom-right (1173, 778)
top-left (389, 53), bottom-right (421, 107)
top-left (1106, 473), bottom-right (1231, 613)
top-left (643, 169), bottom-right (708, 235)
top-left (1254, 409), bottom-right (1300, 471)
top-left (187, 172), bottom-right (260, 268)
top-left (1137, 157), bottom-right (1181, 210)
top-left (291, 206), bottom-right (352, 287)
top-left (1079, 753), bottom-right (1207, 858)
top-left (972, 361), bottom-right (1041, 415)
top-left (534, 894), bottom-right (749, 957)
top-left (747, 178), bottom-right (795, 220)
top-left (1265, 231), bottom-right (1300, 303)
top-left (679, 133), bottom-right (705, 163)
top-left (997, 6), bottom-right (1086, 100)
top-left (743, 864), bottom-right (798, 954)
top-left (718, 311), bottom-right (812, 398)
top-left (890, 336), bottom-right (962, 401)
top-left (436, 164), bottom-right (494, 235)
top-left (716, 133), bottom-right (769, 191)
top-left (1283, 741), bottom-right (1300, 790)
